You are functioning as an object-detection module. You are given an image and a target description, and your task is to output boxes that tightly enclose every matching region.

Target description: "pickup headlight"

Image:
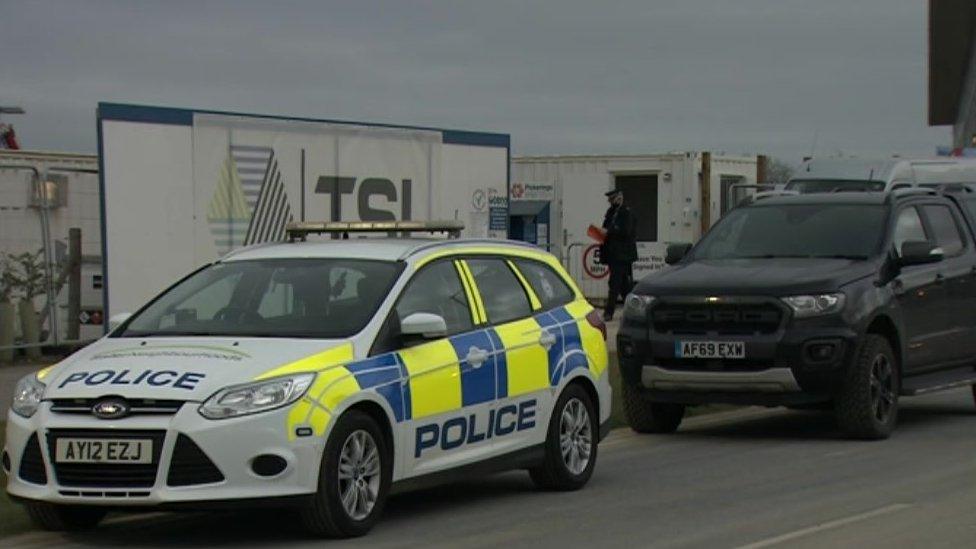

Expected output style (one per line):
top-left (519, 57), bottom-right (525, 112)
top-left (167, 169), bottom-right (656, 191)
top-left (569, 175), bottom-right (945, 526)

top-left (199, 373), bottom-right (316, 420)
top-left (782, 293), bottom-right (846, 318)
top-left (624, 294), bottom-right (656, 321)
top-left (12, 374), bottom-right (46, 418)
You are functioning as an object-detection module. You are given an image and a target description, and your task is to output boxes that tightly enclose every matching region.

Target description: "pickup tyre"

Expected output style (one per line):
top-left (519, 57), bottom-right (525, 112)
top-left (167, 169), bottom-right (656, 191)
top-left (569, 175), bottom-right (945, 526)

top-left (833, 334), bottom-right (899, 439)
top-left (621, 383), bottom-right (685, 433)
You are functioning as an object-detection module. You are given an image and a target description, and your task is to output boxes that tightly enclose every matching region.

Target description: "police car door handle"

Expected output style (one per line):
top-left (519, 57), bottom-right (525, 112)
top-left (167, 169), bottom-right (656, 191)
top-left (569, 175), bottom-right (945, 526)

top-left (539, 331), bottom-right (557, 349)
top-left (466, 347), bottom-right (489, 368)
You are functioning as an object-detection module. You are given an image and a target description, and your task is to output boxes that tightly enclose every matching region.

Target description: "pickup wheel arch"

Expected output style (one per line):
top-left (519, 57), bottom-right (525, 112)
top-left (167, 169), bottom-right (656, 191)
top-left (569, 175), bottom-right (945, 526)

top-left (863, 314), bottom-right (902, 374)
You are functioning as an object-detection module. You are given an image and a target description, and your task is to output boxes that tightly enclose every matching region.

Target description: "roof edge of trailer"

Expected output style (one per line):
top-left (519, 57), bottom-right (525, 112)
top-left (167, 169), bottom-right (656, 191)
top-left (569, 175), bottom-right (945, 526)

top-left (0, 149), bottom-right (99, 163)
top-left (96, 102), bottom-right (510, 148)
top-left (512, 152), bottom-right (758, 162)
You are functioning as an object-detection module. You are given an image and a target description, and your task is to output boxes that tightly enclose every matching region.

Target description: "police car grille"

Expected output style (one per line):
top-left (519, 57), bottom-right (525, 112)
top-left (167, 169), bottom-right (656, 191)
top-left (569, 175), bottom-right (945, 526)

top-left (49, 398), bottom-right (184, 416)
top-left (652, 303), bottom-right (783, 335)
top-left (46, 429), bottom-right (165, 488)
top-left (167, 434), bottom-right (224, 486)
top-left (18, 433), bottom-right (48, 485)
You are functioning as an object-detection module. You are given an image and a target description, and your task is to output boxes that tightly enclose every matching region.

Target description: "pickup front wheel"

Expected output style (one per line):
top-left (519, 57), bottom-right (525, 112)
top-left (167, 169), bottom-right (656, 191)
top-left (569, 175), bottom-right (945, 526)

top-left (834, 334), bottom-right (899, 440)
top-left (621, 381), bottom-right (685, 433)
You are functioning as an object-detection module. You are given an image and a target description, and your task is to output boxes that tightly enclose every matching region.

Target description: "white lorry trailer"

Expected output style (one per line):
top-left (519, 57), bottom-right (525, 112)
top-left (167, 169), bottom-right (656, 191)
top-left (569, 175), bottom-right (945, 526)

top-left (97, 103), bottom-right (510, 323)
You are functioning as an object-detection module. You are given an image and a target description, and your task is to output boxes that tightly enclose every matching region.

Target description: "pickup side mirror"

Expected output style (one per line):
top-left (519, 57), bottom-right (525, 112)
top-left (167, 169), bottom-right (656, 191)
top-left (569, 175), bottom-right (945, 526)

top-left (400, 312), bottom-right (448, 340)
top-left (108, 312), bottom-right (133, 331)
top-left (665, 243), bottom-right (693, 265)
top-left (899, 240), bottom-right (944, 267)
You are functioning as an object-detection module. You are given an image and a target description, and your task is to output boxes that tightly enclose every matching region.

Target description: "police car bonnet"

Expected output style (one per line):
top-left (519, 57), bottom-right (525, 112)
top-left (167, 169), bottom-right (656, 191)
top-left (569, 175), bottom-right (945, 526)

top-left (42, 338), bottom-right (350, 400)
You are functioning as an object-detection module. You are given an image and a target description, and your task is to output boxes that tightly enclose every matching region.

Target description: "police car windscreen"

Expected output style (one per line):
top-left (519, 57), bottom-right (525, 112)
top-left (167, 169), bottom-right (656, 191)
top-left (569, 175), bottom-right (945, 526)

top-left (117, 259), bottom-right (401, 339)
top-left (691, 204), bottom-right (886, 260)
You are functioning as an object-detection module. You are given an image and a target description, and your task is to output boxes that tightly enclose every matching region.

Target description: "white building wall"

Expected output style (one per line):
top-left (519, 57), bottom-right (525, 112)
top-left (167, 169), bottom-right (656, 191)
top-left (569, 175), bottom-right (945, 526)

top-left (0, 150), bottom-right (103, 340)
top-left (513, 153), bottom-right (758, 301)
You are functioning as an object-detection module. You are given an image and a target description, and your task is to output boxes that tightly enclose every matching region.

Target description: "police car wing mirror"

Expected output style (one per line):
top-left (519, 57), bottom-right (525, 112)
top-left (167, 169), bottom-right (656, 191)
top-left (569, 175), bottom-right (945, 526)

top-left (400, 312), bottom-right (448, 340)
top-left (899, 240), bottom-right (943, 267)
top-left (665, 243), bottom-right (693, 265)
top-left (108, 312), bottom-right (133, 331)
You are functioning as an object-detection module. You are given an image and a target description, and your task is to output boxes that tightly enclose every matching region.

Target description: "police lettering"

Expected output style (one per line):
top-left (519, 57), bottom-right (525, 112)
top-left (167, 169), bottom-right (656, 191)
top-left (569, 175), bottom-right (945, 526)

top-left (58, 370), bottom-right (206, 390)
top-left (414, 399), bottom-right (537, 458)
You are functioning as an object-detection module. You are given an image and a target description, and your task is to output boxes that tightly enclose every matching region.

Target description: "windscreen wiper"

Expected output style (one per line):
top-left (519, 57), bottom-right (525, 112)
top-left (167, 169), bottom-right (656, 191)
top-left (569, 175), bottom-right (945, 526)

top-left (735, 254), bottom-right (811, 259)
top-left (809, 254), bottom-right (869, 260)
top-left (120, 331), bottom-right (228, 338)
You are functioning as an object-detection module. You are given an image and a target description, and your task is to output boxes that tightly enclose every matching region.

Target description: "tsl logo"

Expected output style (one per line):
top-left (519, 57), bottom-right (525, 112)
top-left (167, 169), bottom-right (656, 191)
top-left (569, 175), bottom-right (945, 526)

top-left (316, 177), bottom-right (413, 221)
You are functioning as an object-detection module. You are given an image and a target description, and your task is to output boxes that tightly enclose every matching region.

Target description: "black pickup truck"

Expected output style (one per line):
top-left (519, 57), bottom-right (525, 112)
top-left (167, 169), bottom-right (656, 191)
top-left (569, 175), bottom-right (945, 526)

top-left (617, 188), bottom-right (976, 439)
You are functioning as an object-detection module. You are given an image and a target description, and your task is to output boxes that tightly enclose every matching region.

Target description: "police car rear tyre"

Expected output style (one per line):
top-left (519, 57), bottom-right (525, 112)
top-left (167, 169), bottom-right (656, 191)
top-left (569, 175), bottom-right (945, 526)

top-left (25, 502), bottom-right (107, 531)
top-left (529, 383), bottom-right (597, 491)
top-left (621, 381), bottom-right (685, 433)
top-left (300, 410), bottom-right (391, 538)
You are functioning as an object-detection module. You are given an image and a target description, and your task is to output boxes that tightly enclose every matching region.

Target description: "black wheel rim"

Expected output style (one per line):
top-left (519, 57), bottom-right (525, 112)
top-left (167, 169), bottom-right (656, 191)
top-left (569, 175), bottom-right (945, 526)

top-left (869, 353), bottom-right (895, 423)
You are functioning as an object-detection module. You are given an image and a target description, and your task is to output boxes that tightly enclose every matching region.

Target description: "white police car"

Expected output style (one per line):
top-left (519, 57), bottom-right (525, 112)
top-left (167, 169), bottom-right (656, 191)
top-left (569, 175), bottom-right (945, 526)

top-left (4, 222), bottom-right (610, 537)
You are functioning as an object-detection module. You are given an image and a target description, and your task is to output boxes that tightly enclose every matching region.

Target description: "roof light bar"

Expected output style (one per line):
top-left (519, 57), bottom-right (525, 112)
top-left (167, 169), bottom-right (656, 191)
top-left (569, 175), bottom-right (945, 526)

top-left (285, 220), bottom-right (465, 241)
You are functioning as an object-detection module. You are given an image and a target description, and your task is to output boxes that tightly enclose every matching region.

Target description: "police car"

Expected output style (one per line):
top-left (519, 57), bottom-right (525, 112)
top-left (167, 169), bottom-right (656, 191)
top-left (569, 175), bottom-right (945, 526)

top-left (4, 221), bottom-right (610, 537)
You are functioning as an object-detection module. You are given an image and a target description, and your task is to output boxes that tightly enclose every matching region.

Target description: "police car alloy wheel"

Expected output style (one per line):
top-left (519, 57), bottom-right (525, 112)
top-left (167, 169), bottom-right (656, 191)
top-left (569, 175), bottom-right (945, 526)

top-left (560, 397), bottom-right (592, 475)
top-left (529, 384), bottom-right (598, 491)
top-left (301, 409), bottom-right (391, 538)
top-left (338, 429), bottom-right (381, 520)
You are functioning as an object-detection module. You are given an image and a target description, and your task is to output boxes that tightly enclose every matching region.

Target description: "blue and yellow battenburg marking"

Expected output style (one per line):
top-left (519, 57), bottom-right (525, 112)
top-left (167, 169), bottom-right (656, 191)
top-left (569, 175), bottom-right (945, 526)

top-left (263, 299), bottom-right (606, 441)
top-left (260, 246), bottom-right (603, 440)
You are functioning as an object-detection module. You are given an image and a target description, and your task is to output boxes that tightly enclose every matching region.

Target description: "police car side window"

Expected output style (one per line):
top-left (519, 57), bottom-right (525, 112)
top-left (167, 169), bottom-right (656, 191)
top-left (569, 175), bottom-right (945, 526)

top-left (396, 261), bottom-right (473, 335)
top-left (466, 258), bottom-right (532, 324)
top-left (513, 259), bottom-right (574, 310)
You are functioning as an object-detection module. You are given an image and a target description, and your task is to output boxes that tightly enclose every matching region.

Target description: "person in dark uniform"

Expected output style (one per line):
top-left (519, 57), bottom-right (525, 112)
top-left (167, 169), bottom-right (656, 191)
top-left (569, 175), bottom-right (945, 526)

top-left (599, 189), bottom-right (638, 320)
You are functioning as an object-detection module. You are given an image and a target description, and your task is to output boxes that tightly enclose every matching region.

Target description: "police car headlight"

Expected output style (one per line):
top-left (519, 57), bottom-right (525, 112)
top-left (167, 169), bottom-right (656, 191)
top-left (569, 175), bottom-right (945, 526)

top-left (199, 373), bottom-right (316, 420)
top-left (12, 374), bottom-right (46, 418)
top-left (624, 294), bottom-right (655, 321)
top-left (782, 293), bottom-right (845, 318)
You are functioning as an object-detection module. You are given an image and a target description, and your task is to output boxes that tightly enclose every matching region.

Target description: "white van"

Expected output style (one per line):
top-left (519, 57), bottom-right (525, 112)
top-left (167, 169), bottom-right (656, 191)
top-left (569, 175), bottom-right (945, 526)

top-left (786, 157), bottom-right (976, 193)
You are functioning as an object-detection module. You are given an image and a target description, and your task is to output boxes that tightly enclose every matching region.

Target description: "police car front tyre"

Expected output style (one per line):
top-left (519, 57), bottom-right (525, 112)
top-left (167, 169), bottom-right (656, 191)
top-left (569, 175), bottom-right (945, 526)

top-left (621, 381), bottom-right (685, 433)
top-left (24, 502), bottom-right (107, 531)
top-left (529, 383), bottom-right (598, 491)
top-left (300, 410), bottom-right (392, 538)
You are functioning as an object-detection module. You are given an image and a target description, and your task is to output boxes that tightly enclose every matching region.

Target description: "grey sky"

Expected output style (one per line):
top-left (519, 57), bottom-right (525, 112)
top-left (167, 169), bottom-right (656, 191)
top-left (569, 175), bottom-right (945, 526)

top-left (0, 0), bottom-right (950, 162)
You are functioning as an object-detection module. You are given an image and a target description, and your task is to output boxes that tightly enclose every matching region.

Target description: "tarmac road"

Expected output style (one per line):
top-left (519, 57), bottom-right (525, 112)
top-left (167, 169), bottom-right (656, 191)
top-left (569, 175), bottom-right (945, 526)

top-left (3, 388), bottom-right (975, 549)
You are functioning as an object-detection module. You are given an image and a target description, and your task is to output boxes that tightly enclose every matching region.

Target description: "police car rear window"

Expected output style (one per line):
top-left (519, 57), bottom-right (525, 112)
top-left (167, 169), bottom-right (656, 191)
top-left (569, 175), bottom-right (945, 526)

top-left (466, 258), bottom-right (532, 324)
top-left (513, 259), bottom-right (575, 310)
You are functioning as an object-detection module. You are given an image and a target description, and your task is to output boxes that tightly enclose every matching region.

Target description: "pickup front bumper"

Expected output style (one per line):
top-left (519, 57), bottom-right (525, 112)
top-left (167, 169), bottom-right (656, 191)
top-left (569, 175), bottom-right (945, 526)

top-left (617, 303), bottom-right (861, 406)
